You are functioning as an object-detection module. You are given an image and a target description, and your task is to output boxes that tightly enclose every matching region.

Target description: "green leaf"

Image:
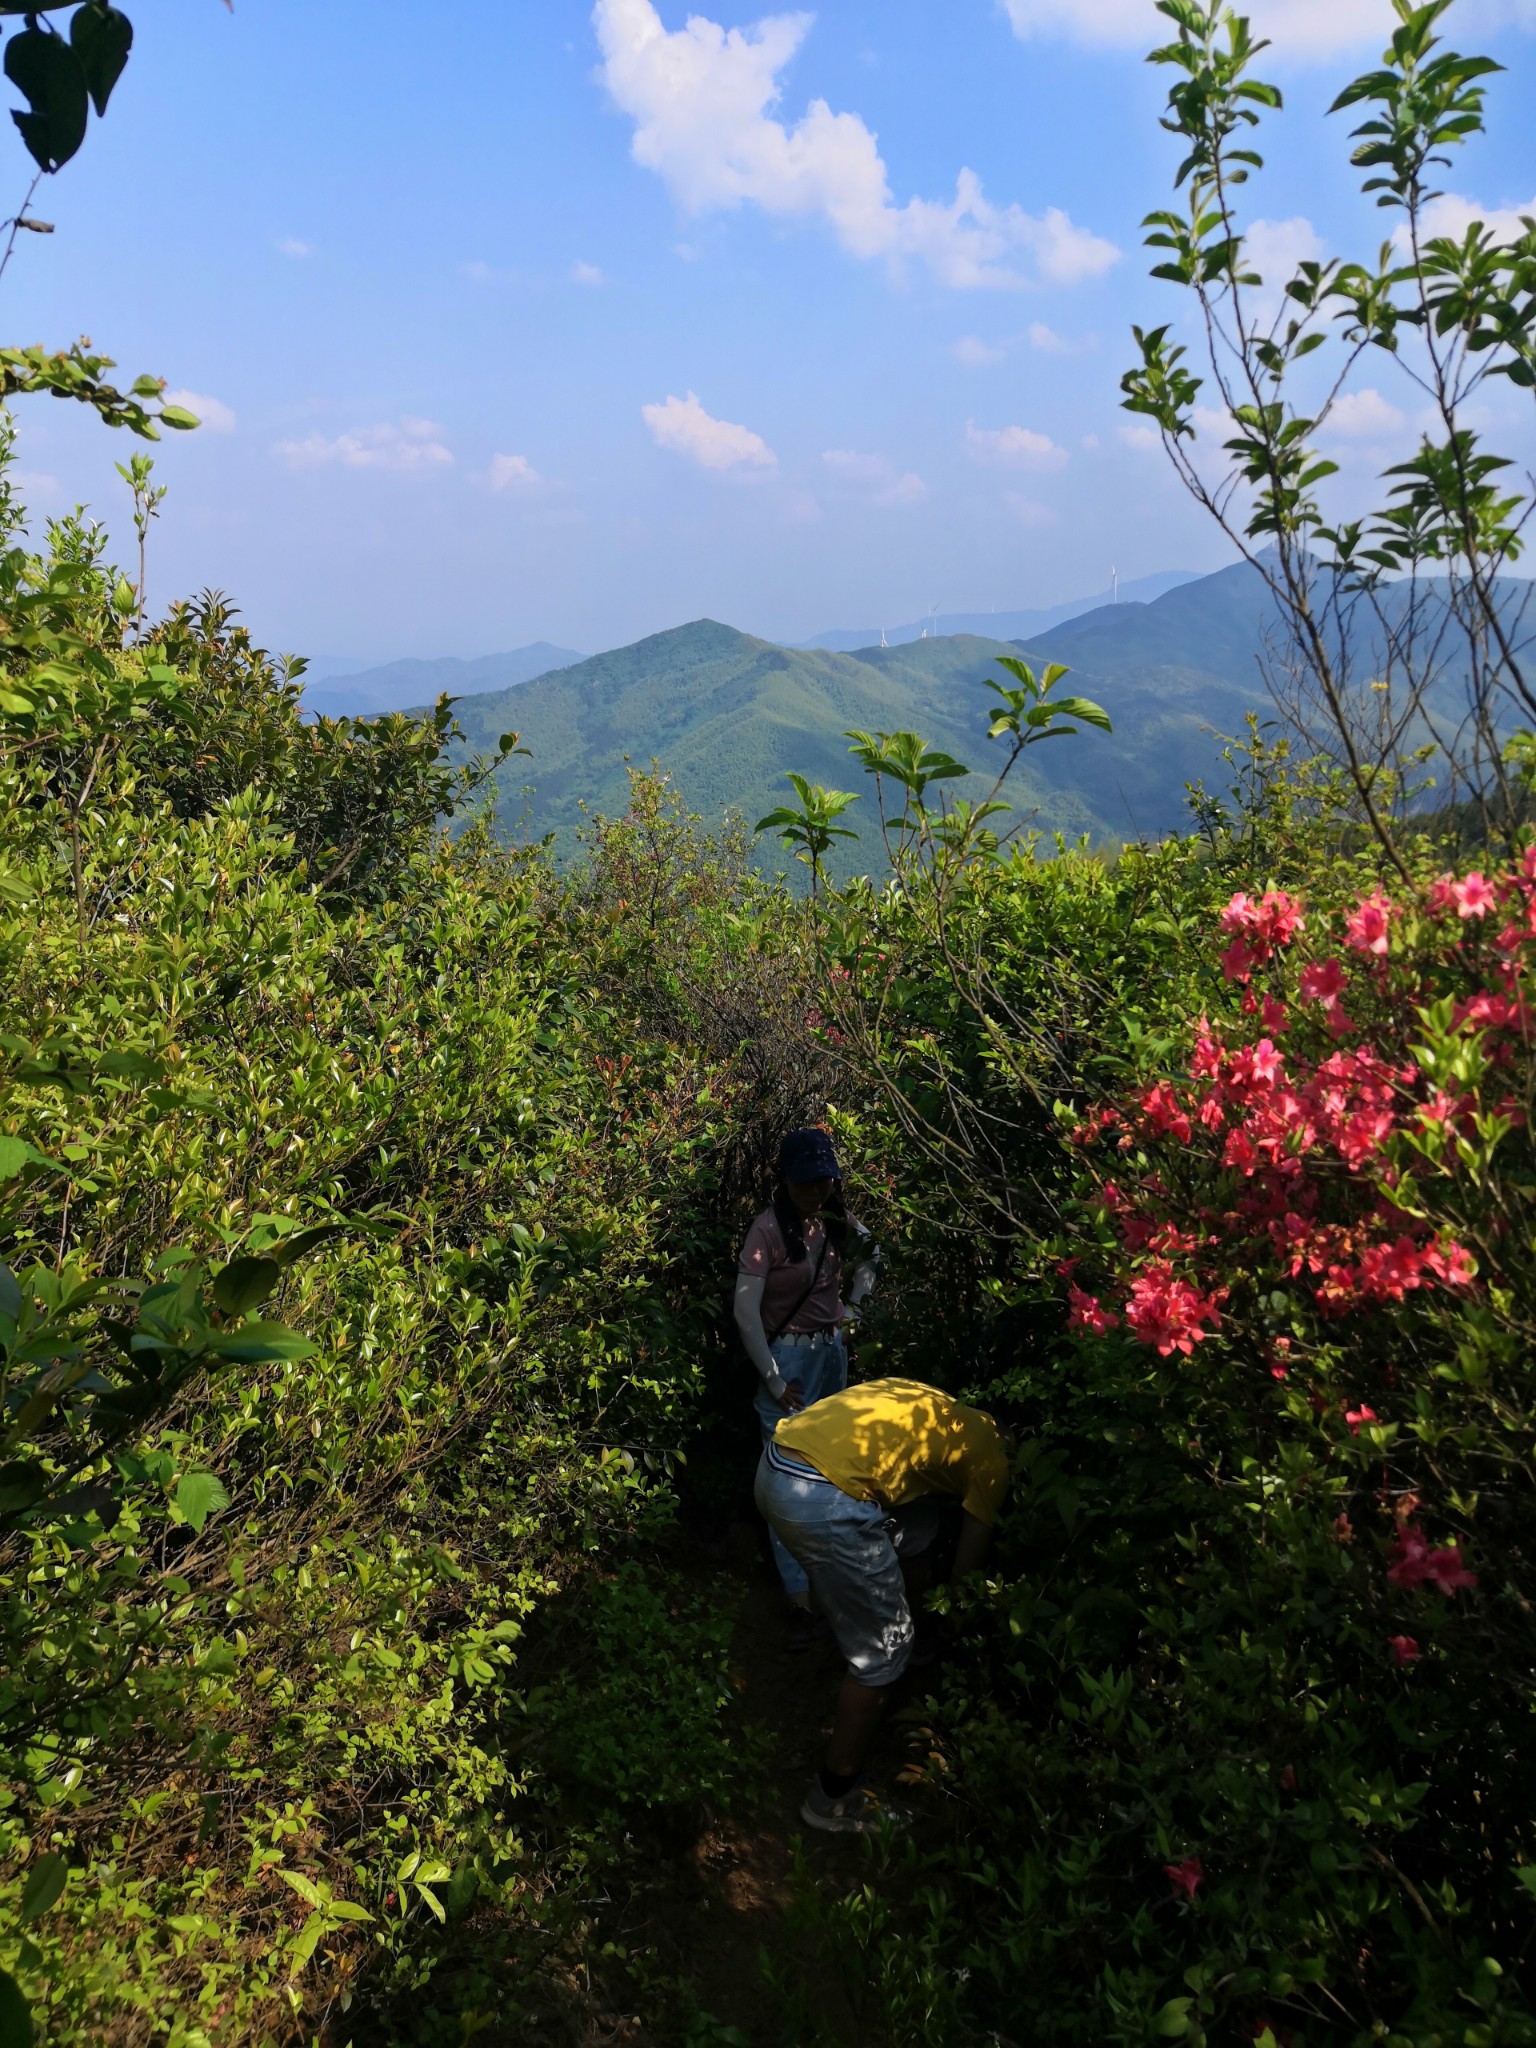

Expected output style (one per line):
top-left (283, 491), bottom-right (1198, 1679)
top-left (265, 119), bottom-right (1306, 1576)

top-left (212, 1256), bottom-right (281, 1317)
top-left (157, 404), bottom-right (199, 431)
top-left (70, 2), bottom-right (131, 116)
top-left (0, 1968), bottom-right (32, 2048)
top-left (1050, 694), bottom-right (1114, 732)
top-left (267, 1224), bottom-right (345, 1270)
top-left (202, 1320), bottom-right (318, 1364)
top-left (0, 1135), bottom-right (51, 1180)
top-left (278, 1869), bottom-right (323, 1908)
top-left (0, 1461), bottom-right (46, 1515)
top-left (1155, 1997), bottom-right (1195, 2038)
top-left (20, 1851), bottom-right (67, 1923)
top-left (172, 1471), bottom-right (230, 1532)
top-left (288, 1910), bottom-right (324, 1972)
top-left (0, 1259), bottom-right (20, 1323)
top-left (5, 23), bottom-right (89, 171)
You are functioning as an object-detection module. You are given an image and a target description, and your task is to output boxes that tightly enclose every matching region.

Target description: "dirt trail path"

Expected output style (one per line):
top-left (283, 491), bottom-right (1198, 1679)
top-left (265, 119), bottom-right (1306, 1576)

top-left (593, 1524), bottom-right (933, 2048)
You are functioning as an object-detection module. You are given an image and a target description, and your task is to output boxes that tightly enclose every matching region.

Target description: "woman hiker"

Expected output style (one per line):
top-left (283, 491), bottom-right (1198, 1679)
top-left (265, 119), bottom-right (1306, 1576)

top-left (733, 1126), bottom-right (879, 1648)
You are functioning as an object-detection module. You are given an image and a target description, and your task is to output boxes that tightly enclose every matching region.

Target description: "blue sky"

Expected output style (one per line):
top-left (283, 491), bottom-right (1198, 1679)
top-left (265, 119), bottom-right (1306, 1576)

top-left (7, 0), bottom-right (1536, 661)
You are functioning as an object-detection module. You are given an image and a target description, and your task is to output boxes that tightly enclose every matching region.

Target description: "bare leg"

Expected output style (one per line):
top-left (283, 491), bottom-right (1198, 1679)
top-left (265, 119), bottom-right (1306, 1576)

top-left (825, 1675), bottom-right (890, 1778)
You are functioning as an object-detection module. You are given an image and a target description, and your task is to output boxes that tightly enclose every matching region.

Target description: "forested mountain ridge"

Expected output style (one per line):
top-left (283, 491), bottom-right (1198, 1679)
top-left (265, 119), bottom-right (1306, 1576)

top-left (441, 593), bottom-right (1263, 860)
top-left (428, 558), bottom-right (1535, 862)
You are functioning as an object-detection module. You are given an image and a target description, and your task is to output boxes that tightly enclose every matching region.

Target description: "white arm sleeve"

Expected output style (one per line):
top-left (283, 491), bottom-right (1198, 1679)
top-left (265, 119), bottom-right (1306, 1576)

top-left (734, 1274), bottom-right (787, 1400)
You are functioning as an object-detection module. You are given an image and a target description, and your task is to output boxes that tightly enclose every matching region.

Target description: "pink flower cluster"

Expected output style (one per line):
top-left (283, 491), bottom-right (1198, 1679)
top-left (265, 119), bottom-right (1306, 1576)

top-left (1427, 871), bottom-right (1497, 920)
top-left (1387, 1523), bottom-right (1478, 1596)
top-left (1345, 890), bottom-right (1394, 957)
top-left (1124, 1260), bottom-right (1224, 1356)
top-left (1219, 889), bottom-right (1305, 984)
top-left (1067, 1284), bottom-right (1119, 1337)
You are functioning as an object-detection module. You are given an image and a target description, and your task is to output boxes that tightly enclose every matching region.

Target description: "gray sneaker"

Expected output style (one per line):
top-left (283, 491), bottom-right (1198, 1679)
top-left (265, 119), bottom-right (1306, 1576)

top-left (800, 1777), bottom-right (913, 1835)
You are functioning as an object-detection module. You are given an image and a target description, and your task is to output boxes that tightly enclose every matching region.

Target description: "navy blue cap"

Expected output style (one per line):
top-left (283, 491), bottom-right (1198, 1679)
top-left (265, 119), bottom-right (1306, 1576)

top-left (777, 1126), bottom-right (841, 1183)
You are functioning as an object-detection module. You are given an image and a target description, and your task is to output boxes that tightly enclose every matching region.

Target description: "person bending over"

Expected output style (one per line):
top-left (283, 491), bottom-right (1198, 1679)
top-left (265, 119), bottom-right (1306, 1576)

top-left (753, 1376), bottom-right (1009, 1834)
top-left (734, 1126), bottom-right (878, 1648)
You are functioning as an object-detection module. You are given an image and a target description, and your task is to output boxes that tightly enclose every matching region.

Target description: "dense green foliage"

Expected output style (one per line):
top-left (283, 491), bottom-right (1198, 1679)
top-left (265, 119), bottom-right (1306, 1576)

top-left (0, 470), bottom-right (823, 2041)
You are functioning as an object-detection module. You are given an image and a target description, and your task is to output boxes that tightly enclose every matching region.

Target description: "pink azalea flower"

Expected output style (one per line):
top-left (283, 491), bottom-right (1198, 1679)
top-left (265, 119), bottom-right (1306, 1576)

top-left (1067, 1286), bottom-right (1119, 1337)
top-left (1355, 1237), bottom-right (1425, 1300)
top-left (1390, 1635), bottom-right (1421, 1665)
top-left (1451, 872), bottom-right (1496, 919)
top-left (1423, 1240), bottom-right (1475, 1289)
top-left (1164, 1857), bottom-right (1203, 1901)
top-left (1220, 936), bottom-right (1257, 984)
top-left (1426, 876), bottom-right (1459, 917)
top-left (1190, 1024), bottom-right (1223, 1079)
top-left (1387, 1523), bottom-right (1479, 1596)
top-left (1220, 892), bottom-right (1258, 936)
top-left (1344, 1405), bottom-right (1378, 1434)
top-left (1125, 1262), bottom-right (1223, 1356)
top-left (1299, 957), bottom-right (1346, 1004)
top-left (1255, 890), bottom-right (1305, 947)
top-left (1261, 994), bottom-right (1290, 1034)
top-left (1140, 1081), bottom-right (1192, 1143)
top-left (1345, 891), bottom-right (1394, 957)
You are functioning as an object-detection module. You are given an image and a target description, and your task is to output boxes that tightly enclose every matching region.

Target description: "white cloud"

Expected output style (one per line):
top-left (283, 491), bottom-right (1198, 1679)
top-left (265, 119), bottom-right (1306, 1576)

top-left (278, 236), bottom-right (312, 258)
top-left (1005, 492), bottom-right (1058, 527)
top-left (1080, 431), bottom-right (1101, 449)
top-left (1242, 215), bottom-right (1327, 293)
top-left (1026, 319), bottom-right (1096, 356)
top-left (965, 421), bottom-right (1070, 472)
top-left (487, 452), bottom-right (542, 490)
top-left (1323, 387), bottom-right (1406, 439)
top-left (952, 335), bottom-right (1006, 366)
top-left (1192, 404), bottom-right (1237, 440)
top-left (593, 0), bottom-right (1118, 288)
top-left (821, 448), bottom-right (926, 506)
top-left (163, 389), bottom-right (236, 434)
top-left (1118, 421), bottom-right (1160, 451)
top-left (572, 259), bottom-right (606, 285)
top-left (783, 488), bottom-right (822, 522)
top-left (463, 259), bottom-right (495, 282)
top-left (1414, 189), bottom-right (1536, 247)
top-left (274, 417), bottom-right (454, 474)
top-left (642, 389), bottom-right (777, 471)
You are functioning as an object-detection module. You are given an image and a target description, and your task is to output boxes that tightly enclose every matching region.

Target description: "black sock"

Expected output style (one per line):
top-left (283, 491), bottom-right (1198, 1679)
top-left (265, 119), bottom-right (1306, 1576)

top-left (819, 1765), bottom-right (860, 1801)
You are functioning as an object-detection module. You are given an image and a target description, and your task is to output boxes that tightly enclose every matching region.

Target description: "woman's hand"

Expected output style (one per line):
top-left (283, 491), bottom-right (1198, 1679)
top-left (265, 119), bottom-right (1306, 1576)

top-left (780, 1378), bottom-right (807, 1412)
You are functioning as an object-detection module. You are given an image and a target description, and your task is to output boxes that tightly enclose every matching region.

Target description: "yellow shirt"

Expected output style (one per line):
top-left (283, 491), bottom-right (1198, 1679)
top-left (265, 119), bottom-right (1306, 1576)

top-left (774, 1378), bottom-right (1010, 1526)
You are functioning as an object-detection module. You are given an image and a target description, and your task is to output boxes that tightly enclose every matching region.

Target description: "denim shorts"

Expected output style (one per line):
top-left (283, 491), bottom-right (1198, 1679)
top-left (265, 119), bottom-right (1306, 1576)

top-left (753, 1444), bottom-right (916, 1687)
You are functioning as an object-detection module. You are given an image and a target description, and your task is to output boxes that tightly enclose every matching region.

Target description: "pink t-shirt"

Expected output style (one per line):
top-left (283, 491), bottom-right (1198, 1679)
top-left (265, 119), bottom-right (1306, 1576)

top-left (738, 1206), bottom-right (846, 1336)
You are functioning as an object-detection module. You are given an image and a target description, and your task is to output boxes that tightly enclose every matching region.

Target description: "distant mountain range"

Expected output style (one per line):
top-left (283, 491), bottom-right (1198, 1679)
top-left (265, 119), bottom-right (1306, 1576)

top-left (435, 561), bottom-right (1290, 869)
top-left (324, 561), bottom-right (1532, 872)
top-left (297, 571), bottom-right (1201, 712)
top-left (798, 569), bottom-right (1201, 652)
top-left (301, 642), bottom-right (584, 719)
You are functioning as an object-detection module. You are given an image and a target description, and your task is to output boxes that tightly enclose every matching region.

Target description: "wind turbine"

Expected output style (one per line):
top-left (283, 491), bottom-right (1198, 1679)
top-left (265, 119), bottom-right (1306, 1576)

top-left (1111, 564), bottom-right (1119, 605)
top-left (880, 624), bottom-right (888, 648)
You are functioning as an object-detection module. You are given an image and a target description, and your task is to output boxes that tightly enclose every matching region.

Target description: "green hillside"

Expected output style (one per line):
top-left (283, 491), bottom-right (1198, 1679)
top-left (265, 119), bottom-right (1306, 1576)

top-left (442, 613), bottom-right (1260, 868)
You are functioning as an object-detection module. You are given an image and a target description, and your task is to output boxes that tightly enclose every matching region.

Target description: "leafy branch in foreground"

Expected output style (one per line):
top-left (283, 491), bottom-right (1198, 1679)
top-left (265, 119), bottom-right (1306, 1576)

top-left (1121, 0), bottom-right (1536, 859)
